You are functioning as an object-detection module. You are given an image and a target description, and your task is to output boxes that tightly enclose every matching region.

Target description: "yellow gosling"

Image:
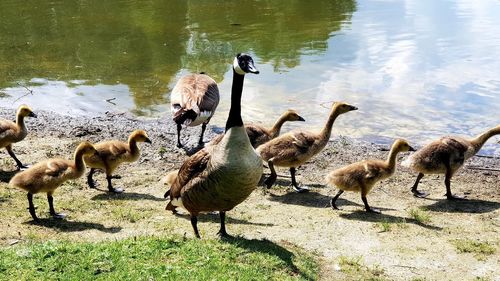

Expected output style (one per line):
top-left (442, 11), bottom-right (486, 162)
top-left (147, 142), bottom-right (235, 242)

top-left (326, 139), bottom-right (414, 213)
top-left (84, 130), bottom-right (151, 193)
top-left (9, 141), bottom-right (97, 221)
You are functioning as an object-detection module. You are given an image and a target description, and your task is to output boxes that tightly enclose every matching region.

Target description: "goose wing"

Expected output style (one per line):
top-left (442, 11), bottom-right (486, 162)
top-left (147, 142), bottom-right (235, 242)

top-left (171, 74), bottom-right (219, 116)
top-left (0, 119), bottom-right (16, 139)
top-left (245, 124), bottom-right (270, 147)
top-left (44, 160), bottom-right (70, 177)
top-left (169, 148), bottom-right (211, 199)
top-left (97, 142), bottom-right (128, 162)
top-left (291, 131), bottom-right (316, 151)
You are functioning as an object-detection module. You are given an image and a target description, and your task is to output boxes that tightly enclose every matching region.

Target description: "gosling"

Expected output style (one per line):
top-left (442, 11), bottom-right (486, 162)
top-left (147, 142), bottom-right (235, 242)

top-left (257, 102), bottom-right (357, 192)
top-left (84, 130), bottom-right (152, 193)
top-left (402, 124), bottom-right (500, 200)
top-left (326, 139), bottom-right (414, 213)
top-left (9, 141), bottom-right (98, 221)
top-left (0, 105), bottom-right (37, 169)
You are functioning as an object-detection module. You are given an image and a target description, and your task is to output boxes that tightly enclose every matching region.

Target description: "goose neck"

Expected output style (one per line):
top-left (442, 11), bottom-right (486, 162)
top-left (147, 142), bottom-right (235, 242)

top-left (225, 70), bottom-right (245, 131)
top-left (320, 108), bottom-right (340, 140)
top-left (470, 125), bottom-right (500, 155)
top-left (270, 114), bottom-right (289, 137)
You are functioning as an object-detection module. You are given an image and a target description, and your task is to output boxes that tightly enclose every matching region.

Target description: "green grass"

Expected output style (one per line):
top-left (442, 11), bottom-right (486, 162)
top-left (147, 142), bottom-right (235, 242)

top-left (337, 256), bottom-right (386, 280)
top-left (407, 208), bottom-right (431, 224)
top-left (451, 239), bottom-right (496, 260)
top-left (0, 236), bottom-right (318, 280)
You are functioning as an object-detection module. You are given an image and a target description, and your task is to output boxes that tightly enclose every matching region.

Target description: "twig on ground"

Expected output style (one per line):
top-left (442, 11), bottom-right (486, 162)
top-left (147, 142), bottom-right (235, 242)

top-left (105, 97), bottom-right (117, 105)
top-left (12, 83), bottom-right (34, 104)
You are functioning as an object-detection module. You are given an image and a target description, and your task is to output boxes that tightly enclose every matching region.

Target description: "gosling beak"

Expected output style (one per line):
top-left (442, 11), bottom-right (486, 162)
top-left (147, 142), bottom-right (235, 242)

top-left (298, 116), bottom-right (305, 122)
top-left (349, 105), bottom-right (358, 111)
top-left (409, 146), bottom-right (416, 152)
top-left (145, 138), bottom-right (152, 144)
top-left (28, 112), bottom-right (37, 118)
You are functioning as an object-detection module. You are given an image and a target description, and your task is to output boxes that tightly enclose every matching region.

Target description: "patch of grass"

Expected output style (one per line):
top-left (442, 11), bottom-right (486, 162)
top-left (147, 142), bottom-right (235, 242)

top-left (377, 220), bottom-right (392, 232)
top-left (408, 208), bottom-right (431, 224)
top-left (0, 236), bottom-right (318, 280)
top-left (452, 239), bottom-right (496, 260)
top-left (337, 256), bottom-right (386, 280)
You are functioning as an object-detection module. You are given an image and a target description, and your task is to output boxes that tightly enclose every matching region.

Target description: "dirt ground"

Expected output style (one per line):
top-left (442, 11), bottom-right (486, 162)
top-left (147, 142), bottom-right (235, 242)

top-left (1, 107), bottom-right (499, 280)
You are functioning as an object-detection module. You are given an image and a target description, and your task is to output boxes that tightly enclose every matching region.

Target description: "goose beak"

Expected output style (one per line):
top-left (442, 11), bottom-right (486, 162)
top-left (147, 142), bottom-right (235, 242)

top-left (145, 138), bottom-right (152, 144)
top-left (298, 116), bottom-right (305, 122)
top-left (29, 112), bottom-right (37, 118)
top-left (349, 105), bottom-right (358, 111)
top-left (247, 63), bottom-right (259, 74)
top-left (409, 146), bottom-right (416, 152)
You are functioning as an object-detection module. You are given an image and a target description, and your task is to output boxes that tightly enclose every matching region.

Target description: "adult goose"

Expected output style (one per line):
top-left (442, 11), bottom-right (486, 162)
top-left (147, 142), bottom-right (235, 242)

top-left (256, 102), bottom-right (357, 192)
top-left (0, 105), bottom-right (37, 170)
top-left (165, 53), bottom-right (261, 238)
top-left (170, 73), bottom-right (219, 147)
top-left (402, 124), bottom-right (500, 199)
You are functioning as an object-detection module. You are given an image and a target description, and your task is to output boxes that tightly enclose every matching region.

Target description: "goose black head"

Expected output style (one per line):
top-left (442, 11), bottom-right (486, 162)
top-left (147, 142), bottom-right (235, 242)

top-left (233, 53), bottom-right (259, 75)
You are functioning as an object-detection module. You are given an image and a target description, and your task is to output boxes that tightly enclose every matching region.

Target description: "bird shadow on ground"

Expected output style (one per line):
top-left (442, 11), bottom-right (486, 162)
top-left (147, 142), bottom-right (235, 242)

top-left (0, 170), bottom-right (18, 183)
top-left (424, 198), bottom-right (500, 214)
top-left (340, 210), bottom-right (442, 231)
top-left (172, 212), bottom-right (274, 227)
top-left (25, 218), bottom-right (122, 233)
top-left (222, 236), bottom-right (314, 280)
top-left (91, 192), bottom-right (164, 201)
top-left (182, 142), bottom-right (205, 156)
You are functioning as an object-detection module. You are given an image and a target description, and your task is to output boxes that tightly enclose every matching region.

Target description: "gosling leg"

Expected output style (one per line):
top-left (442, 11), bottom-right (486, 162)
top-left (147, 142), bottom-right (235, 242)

top-left (445, 168), bottom-right (464, 200)
top-left (217, 211), bottom-right (230, 238)
top-left (87, 168), bottom-right (97, 189)
top-left (47, 193), bottom-right (65, 219)
top-left (6, 144), bottom-right (28, 170)
top-left (176, 124), bottom-right (183, 148)
top-left (411, 173), bottom-right (428, 198)
top-left (290, 167), bottom-right (308, 193)
top-left (264, 161), bottom-right (277, 189)
top-left (361, 189), bottom-right (380, 213)
top-left (190, 215), bottom-right (201, 239)
top-left (106, 174), bottom-right (124, 193)
top-left (27, 192), bottom-right (38, 221)
top-left (330, 190), bottom-right (344, 210)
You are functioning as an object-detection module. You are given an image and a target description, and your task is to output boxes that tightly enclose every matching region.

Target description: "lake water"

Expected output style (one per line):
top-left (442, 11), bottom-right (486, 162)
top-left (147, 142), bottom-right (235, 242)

top-left (1, 0), bottom-right (499, 155)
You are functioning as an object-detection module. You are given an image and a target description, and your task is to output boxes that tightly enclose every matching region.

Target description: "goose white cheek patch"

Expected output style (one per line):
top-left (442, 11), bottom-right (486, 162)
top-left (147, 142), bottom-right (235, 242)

top-left (233, 57), bottom-right (245, 75)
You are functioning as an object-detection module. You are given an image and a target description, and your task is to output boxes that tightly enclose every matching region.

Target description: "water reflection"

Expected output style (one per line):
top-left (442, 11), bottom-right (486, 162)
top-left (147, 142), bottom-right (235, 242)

top-left (1, 0), bottom-right (499, 155)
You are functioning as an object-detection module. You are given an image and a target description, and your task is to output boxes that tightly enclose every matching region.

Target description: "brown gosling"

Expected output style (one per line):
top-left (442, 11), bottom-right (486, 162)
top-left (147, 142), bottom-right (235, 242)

top-left (326, 139), bottom-right (415, 213)
top-left (171, 73), bottom-right (220, 147)
top-left (256, 102), bottom-right (357, 193)
top-left (0, 105), bottom-right (37, 170)
top-left (9, 141), bottom-right (98, 221)
top-left (165, 53), bottom-right (261, 238)
top-left (84, 130), bottom-right (152, 193)
top-left (209, 109), bottom-right (305, 148)
top-left (402, 124), bottom-right (500, 200)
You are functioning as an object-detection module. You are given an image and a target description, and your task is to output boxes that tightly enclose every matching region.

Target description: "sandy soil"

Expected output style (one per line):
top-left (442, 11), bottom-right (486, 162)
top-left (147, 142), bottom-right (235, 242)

top-left (0, 107), bottom-right (499, 280)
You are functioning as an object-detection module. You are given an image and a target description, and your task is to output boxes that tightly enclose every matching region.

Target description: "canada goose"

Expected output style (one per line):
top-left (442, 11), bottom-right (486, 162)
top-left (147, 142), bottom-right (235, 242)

top-left (209, 109), bottom-right (305, 148)
top-left (0, 105), bottom-right (37, 169)
top-left (84, 130), bottom-right (152, 193)
top-left (256, 102), bottom-right (357, 192)
top-left (326, 139), bottom-right (415, 213)
top-left (402, 124), bottom-right (500, 200)
top-left (171, 73), bottom-right (220, 147)
top-left (165, 53), bottom-right (261, 238)
top-left (9, 141), bottom-right (98, 221)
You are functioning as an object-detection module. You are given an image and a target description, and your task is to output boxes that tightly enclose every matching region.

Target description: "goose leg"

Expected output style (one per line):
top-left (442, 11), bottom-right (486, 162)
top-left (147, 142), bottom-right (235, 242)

top-left (330, 190), bottom-right (344, 210)
top-left (6, 144), bottom-right (28, 170)
top-left (176, 124), bottom-right (183, 148)
top-left (199, 121), bottom-right (208, 145)
top-left (361, 188), bottom-right (380, 213)
top-left (290, 167), bottom-right (308, 193)
top-left (27, 192), bottom-right (38, 221)
top-left (87, 168), bottom-right (97, 189)
top-left (47, 193), bottom-right (65, 219)
top-left (217, 211), bottom-right (230, 238)
top-left (445, 168), bottom-right (464, 200)
top-left (411, 173), bottom-right (428, 198)
top-left (264, 161), bottom-right (277, 188)
top-left (190, 215), bottom-right (201, 239)
top-left (106, 174), bottom-right (124, 193)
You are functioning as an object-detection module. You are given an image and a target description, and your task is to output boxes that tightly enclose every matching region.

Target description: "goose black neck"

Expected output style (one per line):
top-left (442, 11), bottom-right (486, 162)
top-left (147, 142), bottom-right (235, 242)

top-left (225, 70), bottom-right (245, 131)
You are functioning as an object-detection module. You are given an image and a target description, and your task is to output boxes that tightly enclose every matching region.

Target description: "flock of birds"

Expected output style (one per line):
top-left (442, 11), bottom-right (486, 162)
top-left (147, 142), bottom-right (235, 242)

top-left (1, 53), bottom-right (499, 238)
